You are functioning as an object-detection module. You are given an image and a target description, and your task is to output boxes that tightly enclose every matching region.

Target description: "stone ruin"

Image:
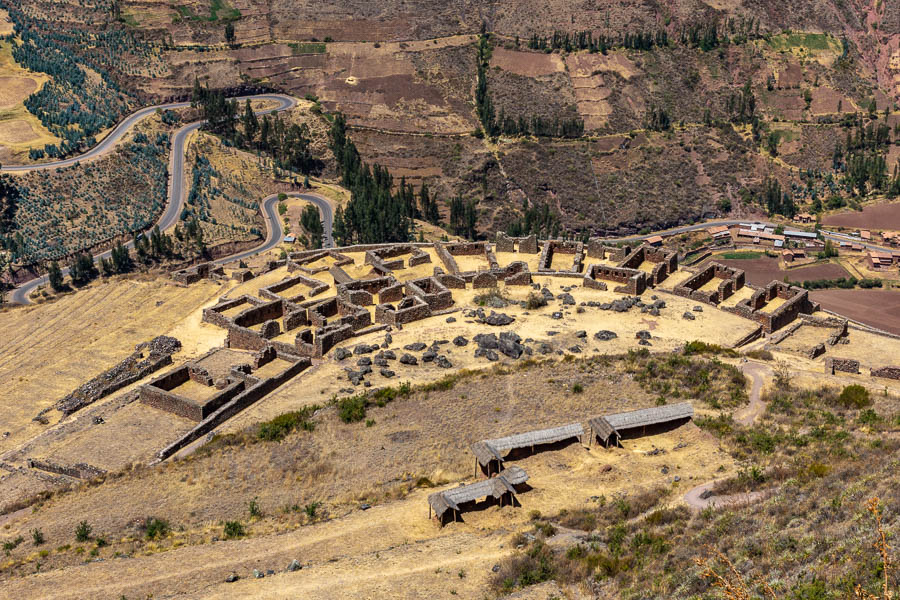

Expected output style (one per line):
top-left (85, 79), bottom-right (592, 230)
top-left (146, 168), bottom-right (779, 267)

top-left (721, 281), bottom-right (818, 333)
top-left (46, 336), bottom-right (182, 418)
top-left (495, 232), bottom-right (539, 254)
top-left (171, 262), bottom-right (225, 285)
top-left (584, 264), bottom-right (646, 295)
top-left (538, 240), bottom-right (585, 273)
top-left (825, 357), bottom-right (860, 375)
top-left (871, 366), bottom-right (900, 381)
top-left (140, 346), bottom-right (308, 424)
top-left (618, 244), bottom-right (678, 286)
top-left (673, 262), bottom-right (745, 305)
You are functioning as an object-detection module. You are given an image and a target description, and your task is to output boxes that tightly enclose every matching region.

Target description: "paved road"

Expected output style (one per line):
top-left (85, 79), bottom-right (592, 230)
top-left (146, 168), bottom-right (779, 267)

top-left (213, 191), bottom-right (334, 267)
top-left (7, 94), bottom-right (300, 304)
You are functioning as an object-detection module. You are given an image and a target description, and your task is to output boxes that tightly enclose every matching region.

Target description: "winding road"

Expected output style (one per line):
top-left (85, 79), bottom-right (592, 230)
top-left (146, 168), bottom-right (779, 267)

top-left (1, 94), bottom-right (342, 304)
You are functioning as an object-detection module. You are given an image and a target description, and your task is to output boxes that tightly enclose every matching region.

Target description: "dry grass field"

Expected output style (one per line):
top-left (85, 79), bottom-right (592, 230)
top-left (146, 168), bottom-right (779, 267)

top-left (0, 276), bottom-right (226, 454)
top-left (0, 41), bottom-right (60, 163)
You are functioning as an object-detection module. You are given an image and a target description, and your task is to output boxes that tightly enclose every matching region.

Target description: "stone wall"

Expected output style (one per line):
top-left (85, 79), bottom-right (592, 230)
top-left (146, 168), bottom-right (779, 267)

top-left (27, 459), bottom-right (106, 480)
top-left (495, 233), bottom-right (538, 253)
top-left (586, 239), bottom-right (630, 261)
top-left (233, 299), bottom-right (284, 329)
top-left (260, 273), bottom-right (329, 302)
top-left (52, 336), bottom-right (181, 416)
top-left (538, 241), bottom-right (584, 273)
top-left (156, 357), bottom-right (311, 461)
top-left (618, 244), bottom-right (677, 285)
top-left (673, 262), bottom-right (745, 305)
top-left (584, 264), bottom-right (646, 295)
top-left (871, 366), bottom-right (900, 380)
top-left (433, 242), bottom-right (459, 275)
top-left (406, 277), bottom-right (453, 310)
top-left (472, 272), bottom-right (498, 288)
top-left (376, 296), bottom-right (432, 326)
top-left (825, 357), bottom-right (859, 374)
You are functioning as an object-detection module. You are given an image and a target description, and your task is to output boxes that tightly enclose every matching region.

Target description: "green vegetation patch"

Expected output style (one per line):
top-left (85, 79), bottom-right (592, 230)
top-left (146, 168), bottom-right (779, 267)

top-left (720, 251), bottom-right (764, 260)
top-left (173, 0), bottom-right (241, 23)
top-left (289, 42), bottom-right (327, 55)
top-left (766, 32), bottom-right (839, 53)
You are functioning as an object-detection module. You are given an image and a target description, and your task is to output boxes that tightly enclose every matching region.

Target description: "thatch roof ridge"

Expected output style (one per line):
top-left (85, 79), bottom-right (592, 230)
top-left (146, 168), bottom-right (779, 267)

top-left (471, 423), bottom-right (584, 466)
top-left (601, 402), bottom-right (693, 431)
top-left (428, 467), bottom-right (529, 518)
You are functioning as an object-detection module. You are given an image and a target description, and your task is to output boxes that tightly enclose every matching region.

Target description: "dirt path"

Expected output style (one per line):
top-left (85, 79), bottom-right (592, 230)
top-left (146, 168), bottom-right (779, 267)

top-left (683, 479), bottom-right (769, 510)
top-left (735, 361), bottom-right (771, 426)
top-left (683, 360), bottom-right (771, 510)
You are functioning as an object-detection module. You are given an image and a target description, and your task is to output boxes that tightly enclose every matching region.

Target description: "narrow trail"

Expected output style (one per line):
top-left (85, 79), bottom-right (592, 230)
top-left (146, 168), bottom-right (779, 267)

top-left (684, 360), bottom-right (772, 510)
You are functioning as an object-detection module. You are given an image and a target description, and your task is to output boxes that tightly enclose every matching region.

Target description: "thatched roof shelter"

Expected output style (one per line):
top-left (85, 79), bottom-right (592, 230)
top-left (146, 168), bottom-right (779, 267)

top-left (428, 466), bottom-right (528, 524)
top-left (471, 423), bottom-right (585, 469)
top-left (589, 402), bottom-right (693, 446)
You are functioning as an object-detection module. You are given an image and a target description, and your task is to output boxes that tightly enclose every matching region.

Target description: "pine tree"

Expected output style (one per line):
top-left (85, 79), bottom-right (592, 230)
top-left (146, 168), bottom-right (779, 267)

top-left (242, 99), bottom-right (258, 145)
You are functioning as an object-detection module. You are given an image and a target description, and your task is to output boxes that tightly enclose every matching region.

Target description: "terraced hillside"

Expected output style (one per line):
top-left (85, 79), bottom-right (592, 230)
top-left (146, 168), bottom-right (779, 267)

top-left (3, 0), bottom-right (900, 237)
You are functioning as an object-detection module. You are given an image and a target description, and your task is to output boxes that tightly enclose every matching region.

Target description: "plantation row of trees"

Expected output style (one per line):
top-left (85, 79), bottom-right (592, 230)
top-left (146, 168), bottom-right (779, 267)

top-left (11, 26), bottom-right (132, 158)
top-left (522, 17), bottom-right (761, 55)
top-left (477, 34), bottom-right (584, 139)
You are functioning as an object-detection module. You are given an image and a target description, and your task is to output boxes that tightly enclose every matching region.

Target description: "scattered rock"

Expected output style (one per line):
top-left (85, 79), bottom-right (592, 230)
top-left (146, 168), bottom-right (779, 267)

top-left (453, 336), bottom-right (469, 346)
top-left (499, 331), bottom-right (522, 344)
top-left (601, 464), bottom-right (613, 473)
top-left (484, 312), bottom-right (515, 326)
top-left (636, 330), bottom-right (652, 340)
top-left (357, 357), bottom-right (372, 366)
top-left (436, 356), bottom-right (453, 368)
top-left (446, 316), bottom-right (456, 323)
top-left (576, 306), bottom-right (585, 314)
top-left (499, 338), bottom-right (524, 359)
top-left (374, 357), bottom-right (389, 367)
top-left (551, 311), bottom-right (563, 320)
top-left (682, 311), bottom-right (696, 321)
top-left (541, 288), bottom-right (555, 301)
top-left (384, 333), bottom-right (393, 345)
top-left (594, 330), bottom-right (618, 341)
top-left (404, 342), bottom-right (427, 351)
top-left (638, 339), bottom-right (652, 346)
top-left (693, 305), bottom-right (704, 312)
top-left (359, 503), bottom-right (371, 511)
top-left (575, 330), bottom-right (587, 338)
top-left (334, 347), bottom-right (351, 361)
top-left (381, 350), bottom-right (396, 360)
top-left (226, 573), bottom-right (240, 583)
top-left (473, 333), bottom-right (499, 349)
top-left (399, 353), bottom-right (418, 365)
top-left (492, 564), bottom-right (501, 573)
top-left (568, 345), bottom-right (582, 353)
top-left (380, 368), bottom-right (396, 378)
top-left (422, 349), bottom-right (437, 362)
top-left (699, 489), bottom-right (714, 500)
top-left (253, 569), bottom-right (264, 579)
top-left (354, 344), bottom-right (377, 355)
top-left (559, 293), bottom-right (575, 305)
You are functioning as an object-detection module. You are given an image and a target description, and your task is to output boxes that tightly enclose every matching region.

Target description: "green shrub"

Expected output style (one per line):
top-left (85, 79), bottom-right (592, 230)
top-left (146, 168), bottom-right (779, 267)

top-left (304, 502), bottom-right (321, 519)
top-left (223, 521), bottom-right (245, 539)
top-left (838, 384), bottom-right (871, 409)
top-left (75, 520), bottom-right (92, 542)
top-left (257, 406), bottom-right (319, 441)
top-left (338, 394), bottom-right (367, 423)
top-left (145, 518), bottom-right (170, 540)
top-left (31, 528), bottom-right (45, 546)
top-left (249, 497), bottom-right (262, 518)
top-left (857, 409), bottom-right (881, 426)
top-left (572, 383), bottom-right (584, 394)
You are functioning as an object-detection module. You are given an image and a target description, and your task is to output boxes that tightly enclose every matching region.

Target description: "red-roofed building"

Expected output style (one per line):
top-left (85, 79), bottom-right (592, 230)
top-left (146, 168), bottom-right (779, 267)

top-left (867, 251), bottom-right (895, 270)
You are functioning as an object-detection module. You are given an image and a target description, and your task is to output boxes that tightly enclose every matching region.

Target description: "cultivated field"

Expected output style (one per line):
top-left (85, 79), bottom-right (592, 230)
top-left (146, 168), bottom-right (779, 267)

top-left (703, 255), bottom-right (853, 286)
top-left (809, 288), bottom-right (900, 334)
top-left (822, 201), bottom-right (900, 230)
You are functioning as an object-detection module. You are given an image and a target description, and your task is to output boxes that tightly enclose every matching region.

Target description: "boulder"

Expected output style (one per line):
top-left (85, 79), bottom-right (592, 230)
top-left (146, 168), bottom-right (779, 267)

top-left (380, 368), bottom-right (396, 378)
top-left (286, 560), bottom-right (302, 572)
top-left (636, 330), bottom-right (652, 340)
top-left (436, 355), bottom-right (453, 368)
top-left (682, 311), bottom-right (696, 320)
top-left (399, 353), bottom-right (418, 365)
top-left (453, 336), bottom-right (469, 346)
top-left (404, 342), bottom-right (427, 351)
top-left (334, 347), bottom-right (351, 361)
top-left (559, 293), bottom-right (576, 305)
top-left (594, 330), bottom-right (618, 341)
top-left (474, 333), bottom-right (499, 349)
